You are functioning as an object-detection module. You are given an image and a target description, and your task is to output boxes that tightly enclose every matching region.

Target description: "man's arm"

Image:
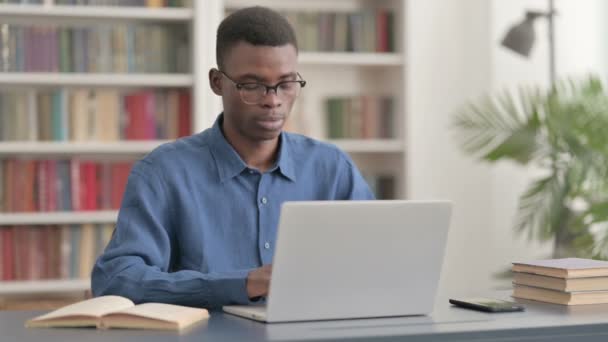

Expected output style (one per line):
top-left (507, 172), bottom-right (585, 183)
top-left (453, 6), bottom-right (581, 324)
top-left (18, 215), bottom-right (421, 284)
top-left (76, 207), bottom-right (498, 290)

top-left (91, 160), bottom-right (259, 308)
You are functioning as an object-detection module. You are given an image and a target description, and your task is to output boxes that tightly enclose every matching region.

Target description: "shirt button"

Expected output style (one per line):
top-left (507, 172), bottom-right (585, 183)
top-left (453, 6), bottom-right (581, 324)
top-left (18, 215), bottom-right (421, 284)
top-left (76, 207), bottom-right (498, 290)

top-left (264, 242), bottom-right (270, 249)
top-left (261, 197), bottom-right (268, 204)
top-left (249, 169), bottom-right (255, 174)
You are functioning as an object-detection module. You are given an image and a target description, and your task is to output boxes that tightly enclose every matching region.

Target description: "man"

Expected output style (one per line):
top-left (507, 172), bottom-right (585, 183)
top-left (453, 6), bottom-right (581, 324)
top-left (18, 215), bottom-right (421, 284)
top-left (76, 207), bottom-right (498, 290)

top-left (92, 6), bottom-right (374, 308)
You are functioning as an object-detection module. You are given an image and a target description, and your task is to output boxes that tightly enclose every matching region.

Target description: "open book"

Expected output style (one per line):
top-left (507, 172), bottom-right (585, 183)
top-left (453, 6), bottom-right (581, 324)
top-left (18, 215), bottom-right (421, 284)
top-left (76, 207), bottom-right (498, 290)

top-left (25, 296), bottom-right (209, 331)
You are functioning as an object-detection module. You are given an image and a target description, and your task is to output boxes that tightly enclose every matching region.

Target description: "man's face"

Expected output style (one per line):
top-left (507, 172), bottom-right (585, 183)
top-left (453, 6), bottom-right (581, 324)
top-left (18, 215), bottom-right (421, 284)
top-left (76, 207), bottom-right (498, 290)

top-left (210, 41), bottom-right (299, 143)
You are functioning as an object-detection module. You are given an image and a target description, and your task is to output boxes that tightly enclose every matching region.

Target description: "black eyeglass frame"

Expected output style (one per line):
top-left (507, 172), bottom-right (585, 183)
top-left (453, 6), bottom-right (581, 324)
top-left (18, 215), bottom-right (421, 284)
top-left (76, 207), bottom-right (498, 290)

top-left (216, 69), bottom-right (307, 104)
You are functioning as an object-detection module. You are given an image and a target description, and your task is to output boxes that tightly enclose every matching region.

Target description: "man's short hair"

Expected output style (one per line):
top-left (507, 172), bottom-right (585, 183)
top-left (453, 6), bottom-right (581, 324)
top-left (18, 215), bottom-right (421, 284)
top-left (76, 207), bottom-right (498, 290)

top-left (216, 6), bottom-right (298, 70)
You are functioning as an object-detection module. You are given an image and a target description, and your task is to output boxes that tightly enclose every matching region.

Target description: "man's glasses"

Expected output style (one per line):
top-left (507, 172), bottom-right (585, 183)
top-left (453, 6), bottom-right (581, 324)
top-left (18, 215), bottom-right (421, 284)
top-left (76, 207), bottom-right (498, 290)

top-left (218, 70), bottom-right (306, 105)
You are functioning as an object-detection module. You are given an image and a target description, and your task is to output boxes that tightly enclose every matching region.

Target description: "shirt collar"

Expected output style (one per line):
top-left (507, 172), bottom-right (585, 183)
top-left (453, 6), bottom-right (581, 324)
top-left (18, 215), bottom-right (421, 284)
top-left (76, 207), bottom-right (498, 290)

top-left (208, 113), bottom-right (296, 183)
top-left (276, 132), bottom-right (296, 182)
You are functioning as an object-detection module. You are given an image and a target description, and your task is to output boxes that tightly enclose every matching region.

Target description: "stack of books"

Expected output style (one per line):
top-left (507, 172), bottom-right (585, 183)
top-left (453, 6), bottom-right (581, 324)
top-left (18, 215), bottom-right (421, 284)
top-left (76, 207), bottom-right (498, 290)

top-left (512, 258), bottom-right (608, 305)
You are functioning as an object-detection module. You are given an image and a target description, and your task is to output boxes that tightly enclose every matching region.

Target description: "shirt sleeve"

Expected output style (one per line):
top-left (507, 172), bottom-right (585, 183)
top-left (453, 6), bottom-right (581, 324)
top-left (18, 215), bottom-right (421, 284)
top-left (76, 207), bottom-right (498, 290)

top-left (91, 160), bottom-right (256, 309)
top-left (336, 152), bottom-right (376, 200)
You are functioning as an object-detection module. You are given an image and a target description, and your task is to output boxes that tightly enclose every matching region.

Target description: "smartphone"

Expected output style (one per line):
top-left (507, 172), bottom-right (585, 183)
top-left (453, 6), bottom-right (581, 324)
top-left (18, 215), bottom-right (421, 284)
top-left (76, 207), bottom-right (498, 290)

top-left (449, 297), bottom-right (525, 313)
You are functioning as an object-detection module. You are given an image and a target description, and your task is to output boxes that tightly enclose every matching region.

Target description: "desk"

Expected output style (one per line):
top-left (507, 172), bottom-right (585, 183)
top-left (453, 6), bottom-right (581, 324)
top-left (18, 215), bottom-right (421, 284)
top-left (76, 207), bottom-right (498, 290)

top-left (3, 292), bottom-right (608, 342)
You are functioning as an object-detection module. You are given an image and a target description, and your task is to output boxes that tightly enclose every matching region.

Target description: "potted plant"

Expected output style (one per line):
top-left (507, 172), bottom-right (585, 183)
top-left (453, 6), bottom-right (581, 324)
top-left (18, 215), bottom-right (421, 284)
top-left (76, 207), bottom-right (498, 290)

top-left (452, 76), bottom-right (608, 259)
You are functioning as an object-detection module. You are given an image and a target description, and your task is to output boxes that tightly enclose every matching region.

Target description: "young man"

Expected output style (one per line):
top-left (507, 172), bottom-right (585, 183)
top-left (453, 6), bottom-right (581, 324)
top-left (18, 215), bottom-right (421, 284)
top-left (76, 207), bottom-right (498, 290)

top-left (92, 6), bottom-right (373, 308)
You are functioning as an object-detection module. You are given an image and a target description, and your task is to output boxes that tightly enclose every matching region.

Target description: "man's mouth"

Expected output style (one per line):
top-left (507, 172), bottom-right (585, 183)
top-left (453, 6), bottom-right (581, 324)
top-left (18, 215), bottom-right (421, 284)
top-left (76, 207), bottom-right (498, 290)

top-left (255, 116), bottom-right (284, 131)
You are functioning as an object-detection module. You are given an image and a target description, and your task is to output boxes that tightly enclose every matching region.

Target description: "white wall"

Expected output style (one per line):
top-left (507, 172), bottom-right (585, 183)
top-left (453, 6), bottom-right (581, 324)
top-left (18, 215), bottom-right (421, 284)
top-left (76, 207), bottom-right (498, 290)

top-left (406, 0), bottom-right (495, 296)
top-left (489, 0), bottom-right (555, 290)
top-left (554, 0), bottom-right (608, 79)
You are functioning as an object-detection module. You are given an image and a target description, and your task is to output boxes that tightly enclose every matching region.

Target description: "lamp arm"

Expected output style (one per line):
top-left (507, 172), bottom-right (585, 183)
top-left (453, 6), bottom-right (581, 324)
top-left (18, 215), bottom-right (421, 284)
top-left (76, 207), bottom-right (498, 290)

top-left (547, 0), bottom-right (556, 88)
top-left (524, 0), bottom-right (557, 88)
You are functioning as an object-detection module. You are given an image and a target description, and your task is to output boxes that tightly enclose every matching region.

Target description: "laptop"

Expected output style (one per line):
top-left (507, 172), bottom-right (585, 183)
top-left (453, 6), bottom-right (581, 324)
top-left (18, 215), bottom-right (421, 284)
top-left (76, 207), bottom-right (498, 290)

top-left (223, 200), bottom-right (452, 323)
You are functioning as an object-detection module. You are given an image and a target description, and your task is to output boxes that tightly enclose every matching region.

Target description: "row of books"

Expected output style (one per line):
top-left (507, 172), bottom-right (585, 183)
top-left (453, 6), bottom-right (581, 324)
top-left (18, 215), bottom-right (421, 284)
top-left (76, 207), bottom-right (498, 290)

top-left (0, 89), bottom-right (192, 142)
top-left (282, 10), bottom-right (395, 53)
top-left (0, 24), bottom-right (189, 73)
top-left (325, 96), bottom-right (395, 139)
top-left (0, 224), bottom-right (113, 281)
top-left (512, 258), bottom-right (608, 305)
top-left (0, 159), bottom-right (133, 212)
top-left (363, 174), bottom-right (395, 199)
top-left (55, 0), bottom-right (191, 6)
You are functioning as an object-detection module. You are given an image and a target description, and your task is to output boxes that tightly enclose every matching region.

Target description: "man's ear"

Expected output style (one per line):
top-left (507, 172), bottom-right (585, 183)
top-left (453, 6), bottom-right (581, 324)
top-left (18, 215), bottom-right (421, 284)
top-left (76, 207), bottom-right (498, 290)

top-left (209, 68), bottom-right (223, 96)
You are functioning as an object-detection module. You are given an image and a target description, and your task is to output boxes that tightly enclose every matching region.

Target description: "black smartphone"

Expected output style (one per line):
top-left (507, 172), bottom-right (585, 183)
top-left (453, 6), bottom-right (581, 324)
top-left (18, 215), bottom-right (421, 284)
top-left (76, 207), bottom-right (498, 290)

top-left (449, 297), bottom-right (525, 313)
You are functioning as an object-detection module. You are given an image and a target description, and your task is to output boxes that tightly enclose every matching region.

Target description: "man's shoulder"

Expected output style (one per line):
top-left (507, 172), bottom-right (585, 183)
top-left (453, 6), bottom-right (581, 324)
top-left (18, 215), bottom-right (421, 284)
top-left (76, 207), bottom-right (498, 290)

top-left (134, 131), bottom-right (211, 174)
top-left (284, 132), bottom-right (351, 163)
top-left (146, 131), bottom-right (209, 160)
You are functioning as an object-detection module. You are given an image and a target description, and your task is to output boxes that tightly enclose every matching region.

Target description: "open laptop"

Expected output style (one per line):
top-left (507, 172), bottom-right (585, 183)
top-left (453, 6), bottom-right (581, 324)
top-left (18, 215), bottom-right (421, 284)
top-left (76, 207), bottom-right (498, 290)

top-left (223, 200), bottom-right (452, 323)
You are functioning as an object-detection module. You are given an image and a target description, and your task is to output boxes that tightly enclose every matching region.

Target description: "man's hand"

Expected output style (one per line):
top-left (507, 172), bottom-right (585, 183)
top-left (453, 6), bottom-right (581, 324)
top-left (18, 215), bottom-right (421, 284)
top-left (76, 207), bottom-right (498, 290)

top-left (246, 264), bottom-right (272, 299)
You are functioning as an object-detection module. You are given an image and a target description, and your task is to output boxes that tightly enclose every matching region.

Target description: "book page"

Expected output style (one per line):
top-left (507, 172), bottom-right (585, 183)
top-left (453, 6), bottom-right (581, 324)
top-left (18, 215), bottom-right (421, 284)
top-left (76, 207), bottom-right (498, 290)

top-left (29, 296), bottom-right (134, 323)
top-left (103, 303), bottom-right (209, 329)
top-left (514, 258), bottom-right (608, 270)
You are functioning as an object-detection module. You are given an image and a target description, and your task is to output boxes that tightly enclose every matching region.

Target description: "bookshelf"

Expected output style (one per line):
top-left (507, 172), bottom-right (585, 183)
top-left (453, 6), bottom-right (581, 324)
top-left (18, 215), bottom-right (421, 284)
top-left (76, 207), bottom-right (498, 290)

top-left (0, 0), bottom-right (408, 295)
top-left (0, 0), bottom-right (218, 295)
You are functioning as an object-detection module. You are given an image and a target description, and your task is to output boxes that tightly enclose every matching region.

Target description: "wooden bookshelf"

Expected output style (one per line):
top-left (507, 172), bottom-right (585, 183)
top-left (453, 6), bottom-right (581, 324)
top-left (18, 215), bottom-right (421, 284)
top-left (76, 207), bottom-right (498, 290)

top-left (0, 1), bottom-right (209, 294)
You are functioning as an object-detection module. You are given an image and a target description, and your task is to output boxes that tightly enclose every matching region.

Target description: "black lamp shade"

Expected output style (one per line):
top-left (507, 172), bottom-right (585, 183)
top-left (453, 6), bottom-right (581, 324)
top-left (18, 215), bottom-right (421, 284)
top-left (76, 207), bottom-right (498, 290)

top-left (501, 18), bottom-right (536, 57)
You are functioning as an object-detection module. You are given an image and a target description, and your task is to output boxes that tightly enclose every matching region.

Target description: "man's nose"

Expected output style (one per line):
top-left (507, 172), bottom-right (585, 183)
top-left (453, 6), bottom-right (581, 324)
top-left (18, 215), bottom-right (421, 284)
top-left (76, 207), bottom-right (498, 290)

top-left (260, 88), bottom-right (282, 107)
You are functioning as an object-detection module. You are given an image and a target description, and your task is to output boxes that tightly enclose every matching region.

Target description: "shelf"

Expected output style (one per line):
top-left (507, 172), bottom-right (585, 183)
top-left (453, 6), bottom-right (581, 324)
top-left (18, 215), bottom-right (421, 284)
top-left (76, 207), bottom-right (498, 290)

top-left (299, 52), bottom-right (403, 66)
top-left (0, 73), bottom-right (193, 87)
top-left (0, 4), bottom-right (193, 22)
top-left (0, 279), bottom-right (89, 295)
top-left (0, 141), bottom-right (170, 156)
top-left (0, 211), bottom-right (118, 225)
top-left (331, 139), bottom-right (404, 153)
top-left (0, 140), bottom-right (403, 155)
top-left (225, 0), bottom-right (363, 12)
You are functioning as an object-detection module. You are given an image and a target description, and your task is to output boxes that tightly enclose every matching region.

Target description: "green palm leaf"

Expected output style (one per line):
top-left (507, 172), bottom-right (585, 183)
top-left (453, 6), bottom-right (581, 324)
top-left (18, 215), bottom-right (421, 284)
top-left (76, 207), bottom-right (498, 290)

top-left (452, 87), bottom-right (543, 164)
top-left (515, 171), bottom-right (568, 241)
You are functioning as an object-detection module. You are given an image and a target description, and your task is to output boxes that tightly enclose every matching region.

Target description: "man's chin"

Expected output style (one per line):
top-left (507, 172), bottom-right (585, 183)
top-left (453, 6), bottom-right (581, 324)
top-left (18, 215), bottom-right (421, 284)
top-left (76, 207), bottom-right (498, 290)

top-left (257, 130), bottom-right (282, 141)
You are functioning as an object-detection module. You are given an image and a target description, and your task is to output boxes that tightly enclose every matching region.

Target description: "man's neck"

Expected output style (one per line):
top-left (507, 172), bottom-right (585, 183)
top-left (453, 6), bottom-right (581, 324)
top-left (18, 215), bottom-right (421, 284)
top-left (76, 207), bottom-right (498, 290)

top-left (221, 123), bottom-right (279, 173)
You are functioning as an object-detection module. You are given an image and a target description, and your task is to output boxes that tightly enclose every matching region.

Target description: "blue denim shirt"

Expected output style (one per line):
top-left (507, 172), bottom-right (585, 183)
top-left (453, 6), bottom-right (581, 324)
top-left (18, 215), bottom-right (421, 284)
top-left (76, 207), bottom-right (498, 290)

top-left (91, 114), bottom-right (374, 308)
